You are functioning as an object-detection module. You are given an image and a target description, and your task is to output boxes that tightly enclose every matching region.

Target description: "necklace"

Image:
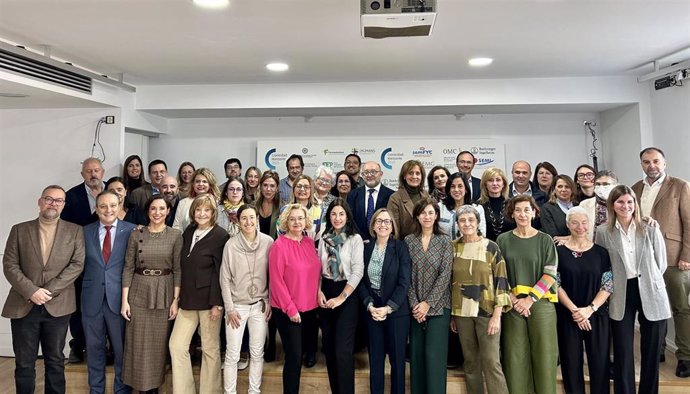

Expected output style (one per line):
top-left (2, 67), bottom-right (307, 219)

top-left (485, 200), bottom-right (505, 237)
top-left (242, 249), bottom-right (259, 297)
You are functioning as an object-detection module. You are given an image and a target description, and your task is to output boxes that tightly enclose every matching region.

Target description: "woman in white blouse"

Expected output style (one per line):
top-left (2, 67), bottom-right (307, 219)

top-left (173, 168), bottom-right (220, 232)
top-left (317, 198), bottom-right (364, 394)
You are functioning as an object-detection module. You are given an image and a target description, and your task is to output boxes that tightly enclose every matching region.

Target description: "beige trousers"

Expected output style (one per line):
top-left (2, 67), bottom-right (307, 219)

top-left (169, 308), bottom-right (222, 394)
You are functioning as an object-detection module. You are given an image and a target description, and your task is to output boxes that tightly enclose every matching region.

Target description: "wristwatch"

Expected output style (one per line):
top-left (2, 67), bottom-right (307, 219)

top-left (216, 305), bottom-right (224, 311)
top-left (589, 303), bottom-right (598, 312)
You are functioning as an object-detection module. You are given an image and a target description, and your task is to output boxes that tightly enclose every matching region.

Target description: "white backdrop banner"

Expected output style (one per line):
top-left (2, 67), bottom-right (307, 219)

top-left (257, 140), bottom-right (506, 190)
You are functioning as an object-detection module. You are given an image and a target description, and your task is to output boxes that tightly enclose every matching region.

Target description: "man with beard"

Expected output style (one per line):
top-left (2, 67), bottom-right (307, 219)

top-left (2, 185), bottom-right (85, 393)
top-left (344, 153), bottom-right (365, 188)
top-left (279, 154), bottom-right (305, 206)
top-left (129, 159), bottom-right (168, 211)
top-left (61, 157), bottom-right (105, 362)
top-left (159, 175), bottom-right (180, 227)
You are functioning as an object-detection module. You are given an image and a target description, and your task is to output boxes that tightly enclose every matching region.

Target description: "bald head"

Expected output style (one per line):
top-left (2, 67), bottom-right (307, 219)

top-left (160, 175), bottom-right (178, 203)
top-left (511, 160), bottom-right (532, 190)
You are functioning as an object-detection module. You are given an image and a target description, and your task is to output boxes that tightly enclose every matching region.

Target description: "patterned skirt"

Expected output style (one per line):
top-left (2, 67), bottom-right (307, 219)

top-left (122, 305), bottom-right (171, 391)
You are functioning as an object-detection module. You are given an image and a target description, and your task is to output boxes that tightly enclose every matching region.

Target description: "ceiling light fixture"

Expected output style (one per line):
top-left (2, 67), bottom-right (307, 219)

top-left (193, 0), bottom-right (229, 9)
top-left (468, 57), bottom-right (493, 67)
top-left (266, 62), bottom-right (289, 72)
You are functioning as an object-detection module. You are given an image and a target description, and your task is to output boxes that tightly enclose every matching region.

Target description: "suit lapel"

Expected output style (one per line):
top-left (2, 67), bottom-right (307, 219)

top-left (635, 227), bottom-right (647, 273)
top-left (28, 220), bottom-right (43, 265)
top-left (91, 225), bottom-right (106, 267)
top-left (380, 240), bottom-right (395, 283)
top-left (609, 228), bottom-right (627, 265)
top-left (45, 220), bottom-right (66, 267)
top-left (652, 177), bottom-right (672, 212)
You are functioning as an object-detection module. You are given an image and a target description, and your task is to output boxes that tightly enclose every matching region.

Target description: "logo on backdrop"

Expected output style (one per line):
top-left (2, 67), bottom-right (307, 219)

top-left (412, 146), bottom-right (433, 157)
top-left (381, 147), bottom-right (393, 170)
top-left (264, 148), bottom-right (277, 170)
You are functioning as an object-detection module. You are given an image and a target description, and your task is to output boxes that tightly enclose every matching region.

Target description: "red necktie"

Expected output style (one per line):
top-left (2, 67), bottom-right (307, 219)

top-left (102, 225), bottom-right (112, 264)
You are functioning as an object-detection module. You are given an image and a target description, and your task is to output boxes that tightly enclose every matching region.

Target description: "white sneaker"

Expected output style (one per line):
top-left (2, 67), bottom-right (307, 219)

top-left (238, 352), bottom-right (249, 370)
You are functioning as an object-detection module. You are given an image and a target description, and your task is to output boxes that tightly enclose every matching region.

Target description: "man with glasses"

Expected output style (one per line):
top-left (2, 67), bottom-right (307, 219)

top-left (3, 185), bottom-right (85, 393)
top-left (347, 161), bottom-right (394, 242)
top-left (344, 153), bottom-right (365, 188)
top-left (220, 158), bottom-right (243, 195)
top-left (456, 151), bottom-right (481, 202)
top-left (279, 154), bottom-right (305, 206)
top-left (61, 157), bottom-right (104, 363)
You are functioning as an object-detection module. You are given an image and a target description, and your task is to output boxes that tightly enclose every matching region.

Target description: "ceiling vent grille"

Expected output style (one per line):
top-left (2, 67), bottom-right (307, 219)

top-left (0, 47), bottom-right (92, 94)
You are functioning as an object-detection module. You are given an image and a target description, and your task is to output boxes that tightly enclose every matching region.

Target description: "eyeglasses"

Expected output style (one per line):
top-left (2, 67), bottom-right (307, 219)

top-left (374, 219), bottom-right (392, 226)
top-left (362, 170), bottom-right (380, 177)
top-left (577, 172), bottom-right (595, 180)
top-left (227, 187), bottom-right (243, 193)
top-left (287, 217), bottom-right (306, 223)
top-left (315, 177), bottom-right (332, 185)
top-left (42, 196), bottom-right (65, 206)
top-left (294, 184), bottom-right (311, 190)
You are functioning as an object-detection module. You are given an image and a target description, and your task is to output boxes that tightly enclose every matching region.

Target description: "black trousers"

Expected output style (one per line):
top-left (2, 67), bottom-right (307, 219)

top-left (367, 293), bottom-right (409, 394)
top-left (557, 306), bottom-right (610, 394)
top-left (274, 307), bottom-right (318, 394)
top-left (319, 279), bottom-right (358, 394)
top-left (69, 274), bottom-right (85, 352)
top-left (11, 305), bottom-right (70, 394)
top-left (611, 279), bottom-right (666, 394)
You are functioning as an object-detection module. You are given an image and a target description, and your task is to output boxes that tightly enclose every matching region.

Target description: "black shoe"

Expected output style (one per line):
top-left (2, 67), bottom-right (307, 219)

top-left (303, 353), bottom-right (316, 368)
top-left (677, 360), bottom-right (690, 378)
top-left (68, 348), bottom-right (84, 363)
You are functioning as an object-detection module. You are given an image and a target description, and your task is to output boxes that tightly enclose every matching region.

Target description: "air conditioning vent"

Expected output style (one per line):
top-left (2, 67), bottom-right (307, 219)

top-left (0, 47), bottom-right (92, 93)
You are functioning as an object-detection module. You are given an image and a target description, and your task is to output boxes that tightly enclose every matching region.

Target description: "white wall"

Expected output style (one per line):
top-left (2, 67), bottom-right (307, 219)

top-left (649, 82), bottom-right (690, 180)
top-left (150, 112), bottom-right (600, 181)
top-left (0, 107), bottom-right (124, 356)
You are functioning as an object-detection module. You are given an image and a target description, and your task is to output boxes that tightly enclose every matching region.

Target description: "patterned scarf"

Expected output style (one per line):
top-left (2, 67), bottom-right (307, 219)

top-left (594, 196), bottom-right (608, 238)
top-left (223, 201), bottom-right (244, 223)
top-left (322, 232), bottom-right (346, 278)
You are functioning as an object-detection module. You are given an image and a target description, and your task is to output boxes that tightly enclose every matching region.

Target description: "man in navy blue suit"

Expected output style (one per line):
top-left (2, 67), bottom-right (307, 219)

top-left (455, 151), bottom-right (482, 202)
top-left (347, 161), bottom-right (394, 242)
top-left (82, 191), bottom-right (135, 393)
top-left (61, 157), bottom-right (104, 363)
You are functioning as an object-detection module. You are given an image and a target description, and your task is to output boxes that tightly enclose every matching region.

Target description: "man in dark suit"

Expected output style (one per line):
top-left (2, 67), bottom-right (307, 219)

top-left (456, 151), bottom-right (482, 202)
top-left (508, 160), bottom-right (547, 206)
top-left (128, 159), bottom-right (168, 211)
top-left (632, 147), bottom-right (690, 378)
top-left (82, 191), bottom-right (136, 393)
top-left (347, 161), bottom-right (394, 242)
top-left (2, 185), bottom-right (85, 394)
top-left (61, 157), bottom-right (104, 362)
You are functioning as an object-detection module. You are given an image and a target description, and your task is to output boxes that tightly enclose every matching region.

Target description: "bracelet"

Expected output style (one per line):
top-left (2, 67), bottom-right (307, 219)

top-left (341, 291), bottom-right (349, 300)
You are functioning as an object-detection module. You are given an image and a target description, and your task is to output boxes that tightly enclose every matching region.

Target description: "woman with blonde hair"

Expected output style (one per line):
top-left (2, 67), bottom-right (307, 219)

top-left (541, 174), bottom-right (577, 237)
top-left (173, 168), bottom-right (221, 232)
top-left (244, 166), bottom-right (262, 203)
top-left (269, 204), bottom-right (322, 393)
top-left (478, 167), bottom-right (515, 241)
top-left (169, 195), bottom-right (229, 393)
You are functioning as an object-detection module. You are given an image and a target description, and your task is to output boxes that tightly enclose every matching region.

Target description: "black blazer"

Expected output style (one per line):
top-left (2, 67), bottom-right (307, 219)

top-left (358, 238), bottom-right (411, 317)
top-left (178, 224), bottom-right (230, 310)
top-left (541, 202), bottom-right (569, 237)
top-left (61, 182), bottom-right (98, 226)
top-left (347, 184), bottom-right (395, 241)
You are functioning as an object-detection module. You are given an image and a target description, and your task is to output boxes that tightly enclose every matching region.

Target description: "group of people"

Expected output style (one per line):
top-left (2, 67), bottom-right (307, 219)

top-left (2, 146), bottom-right (689, 394)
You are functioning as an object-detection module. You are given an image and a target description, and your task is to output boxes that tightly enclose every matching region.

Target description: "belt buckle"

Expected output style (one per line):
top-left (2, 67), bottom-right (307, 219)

top-left (142, 269), bottom-right (162, 276)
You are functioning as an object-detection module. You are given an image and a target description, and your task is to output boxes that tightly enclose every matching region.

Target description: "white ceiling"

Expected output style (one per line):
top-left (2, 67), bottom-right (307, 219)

top-left (1, 0), bottom-right (688, 86)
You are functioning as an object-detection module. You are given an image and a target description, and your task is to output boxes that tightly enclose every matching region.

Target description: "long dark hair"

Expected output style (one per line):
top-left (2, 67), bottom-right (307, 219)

top-left (427, 165), bottom-right (451, 194)
top-left (323, 198), bottom-right (357, 237)
top-left (123, 154), bottom-right (146, 191)
top-left (442, 172), bottom-right (471, 210)
top-left (331, 170), bottom-right (356, 198)
top-left (221, 176), bottom-right (250, 205)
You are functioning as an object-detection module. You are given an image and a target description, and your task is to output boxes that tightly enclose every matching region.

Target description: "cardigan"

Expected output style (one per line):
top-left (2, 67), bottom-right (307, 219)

top-left (220, 230), bottom-right (274, 311)
top-left (388, 188), bottom-right (430, 241)
top-left (178, 225), bottom-right (229, 310)
top-left (318, 233), bottom-right (364, 289)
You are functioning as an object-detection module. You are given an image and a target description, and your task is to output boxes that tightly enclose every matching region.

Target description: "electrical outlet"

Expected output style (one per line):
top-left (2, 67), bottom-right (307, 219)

top-left (105, 116), bottom-right (115, 124)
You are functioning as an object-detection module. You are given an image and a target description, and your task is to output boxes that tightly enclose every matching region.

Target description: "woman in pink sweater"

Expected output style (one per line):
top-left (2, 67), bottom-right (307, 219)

top-left (269, 204), bottom-right (321, 394)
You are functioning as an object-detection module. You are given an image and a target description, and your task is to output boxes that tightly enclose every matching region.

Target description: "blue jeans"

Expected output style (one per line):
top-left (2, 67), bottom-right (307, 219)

top-left (11, 305), bottom-right (70, 394)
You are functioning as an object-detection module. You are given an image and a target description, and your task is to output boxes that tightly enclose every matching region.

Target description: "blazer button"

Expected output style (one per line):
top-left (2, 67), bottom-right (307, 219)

top-left (638, 274), bottom-right (642, 278)
top-left (139, 239), bottom-right (143, 243)
top-left (139, 250), bottom-right (143, 253)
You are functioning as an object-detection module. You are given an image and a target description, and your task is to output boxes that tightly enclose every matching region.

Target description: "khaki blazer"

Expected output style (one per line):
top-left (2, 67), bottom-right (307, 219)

top-left (632, 175), bottom-right (690, 266)
top-left (2, 219), bottom-right (85, 319)
top-left (595, 222), bottom-right (671, 322)
top-left (387, 188), bottom-right (429, 241)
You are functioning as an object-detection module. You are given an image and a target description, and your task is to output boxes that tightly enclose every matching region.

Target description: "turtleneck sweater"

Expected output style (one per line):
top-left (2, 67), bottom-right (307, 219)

top-left (38, 216), bottom-right (59, 265)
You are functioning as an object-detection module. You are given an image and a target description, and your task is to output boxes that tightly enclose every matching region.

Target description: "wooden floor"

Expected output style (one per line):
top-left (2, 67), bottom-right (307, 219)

top-left (2, 330), bottom-right (689, 393)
